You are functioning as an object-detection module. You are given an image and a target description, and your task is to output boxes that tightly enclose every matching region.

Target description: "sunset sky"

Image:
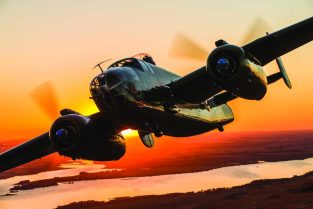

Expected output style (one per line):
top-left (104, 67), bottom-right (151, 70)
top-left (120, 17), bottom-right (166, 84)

top-left (0, 0), bottom-right (312, 139)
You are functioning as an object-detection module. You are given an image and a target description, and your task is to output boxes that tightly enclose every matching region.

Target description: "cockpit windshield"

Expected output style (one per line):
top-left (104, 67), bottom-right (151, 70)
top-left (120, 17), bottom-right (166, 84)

top-left (108, 58), bottom-right (142, 69)
top-left (90, 72), bottom-right (121, 90)
top-left (107, 53), bottom-right (155, 72)
top-left (132, 53), bottom-right (156, 65)
top-left (90, 73), bottom-right (106, 89)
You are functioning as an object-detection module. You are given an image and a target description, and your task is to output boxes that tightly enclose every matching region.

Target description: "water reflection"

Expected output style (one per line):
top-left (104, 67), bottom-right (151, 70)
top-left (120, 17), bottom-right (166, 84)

top-left (0, 160), bottom-right (109, 195)
top-left (1, 158), bottom-right (313, 209)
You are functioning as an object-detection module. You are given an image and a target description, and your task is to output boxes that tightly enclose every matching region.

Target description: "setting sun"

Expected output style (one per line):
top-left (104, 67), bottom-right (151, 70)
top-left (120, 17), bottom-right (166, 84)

top-left (121, 129), bottom-right (138, 138)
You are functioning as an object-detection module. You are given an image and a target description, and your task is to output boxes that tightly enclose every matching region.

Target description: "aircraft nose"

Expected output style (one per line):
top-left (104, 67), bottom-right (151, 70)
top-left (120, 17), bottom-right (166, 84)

top-left (105, 72), bottom-right (131, 107)
top-left (90, 69), bottom-right (136, 111)
top-left (106, 73), bottom-right (122, 91)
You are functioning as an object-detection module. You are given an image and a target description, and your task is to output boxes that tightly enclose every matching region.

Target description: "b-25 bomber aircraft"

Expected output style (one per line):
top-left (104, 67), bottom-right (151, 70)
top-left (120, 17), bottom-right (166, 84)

top-left (0, 16), bottom-right (312, 173)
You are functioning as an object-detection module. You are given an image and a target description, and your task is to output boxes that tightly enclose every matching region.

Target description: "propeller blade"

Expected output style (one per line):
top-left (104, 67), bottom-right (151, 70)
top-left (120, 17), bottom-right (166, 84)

top-left (30, 81), bottom-right (60, 120)
top-left (168, 17), bottom-right (271, 62)
top-left (168, 32), bottom-right (208, 61)
top-left (0, 133), bottom-right (56, 173)
top-left (240, 16), bottom-right (273, 46)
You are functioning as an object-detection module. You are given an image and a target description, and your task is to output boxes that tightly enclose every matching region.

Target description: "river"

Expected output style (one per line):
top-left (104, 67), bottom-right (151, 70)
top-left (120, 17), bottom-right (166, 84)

top-left (1, 158), bottom-right (313, 209)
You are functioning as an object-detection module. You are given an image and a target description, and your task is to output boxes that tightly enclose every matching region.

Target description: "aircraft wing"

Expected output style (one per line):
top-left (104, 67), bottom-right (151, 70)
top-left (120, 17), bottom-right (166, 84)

top-left (0, 133), bottom-right (56, 173)
top-left (243, 16), bottom-right (313, 66)
top-left (165, 17), bottom-right (313, 104)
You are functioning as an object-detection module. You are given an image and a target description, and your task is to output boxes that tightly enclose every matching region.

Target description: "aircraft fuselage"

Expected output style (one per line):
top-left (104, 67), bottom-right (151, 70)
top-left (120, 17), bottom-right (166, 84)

top-left (90, 58), bottom-right (234, 137)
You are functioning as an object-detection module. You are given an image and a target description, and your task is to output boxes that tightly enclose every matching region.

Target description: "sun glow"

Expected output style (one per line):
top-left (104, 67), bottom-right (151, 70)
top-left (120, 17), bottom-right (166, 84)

top-left (79, 104), bottom-right (99, 116)
top-left (121, 129), bottom-right (138, 138)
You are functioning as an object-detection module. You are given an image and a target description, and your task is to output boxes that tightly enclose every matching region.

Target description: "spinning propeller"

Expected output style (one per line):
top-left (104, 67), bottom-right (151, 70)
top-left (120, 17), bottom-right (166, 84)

top-left (169, 16), bottom-right (273, 61)
top-left (168, 32), bottom-right (208, 61)
top-left (168, 16), bottom-right (292, 89)
top-left (0, 81), bottom-right (62, 172)
top-left (30, 80), bottom-right (60, 121)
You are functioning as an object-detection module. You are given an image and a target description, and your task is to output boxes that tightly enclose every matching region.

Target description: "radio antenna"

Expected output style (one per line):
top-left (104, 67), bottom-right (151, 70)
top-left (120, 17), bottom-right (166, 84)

top-left (92, 59), bottom-right (112, 73)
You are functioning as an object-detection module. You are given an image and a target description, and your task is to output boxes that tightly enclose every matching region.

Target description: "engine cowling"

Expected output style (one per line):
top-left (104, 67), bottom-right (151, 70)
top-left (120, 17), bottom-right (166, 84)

top-left (49, 114), bottom-right (126, 161)
top-left (206, 44), bottom-right (268, 100)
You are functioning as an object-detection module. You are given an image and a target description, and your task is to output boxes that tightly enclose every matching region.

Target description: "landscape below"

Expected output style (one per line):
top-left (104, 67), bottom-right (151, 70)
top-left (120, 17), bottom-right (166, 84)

top-left (56, 170), bottom-right (313, 209)
top-left (1, 130), bottom-right (313, 209)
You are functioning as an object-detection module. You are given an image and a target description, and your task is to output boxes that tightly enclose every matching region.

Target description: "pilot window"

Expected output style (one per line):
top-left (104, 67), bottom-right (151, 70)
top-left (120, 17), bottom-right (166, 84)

top-left (121, 59), bottom-right (142, 70)
top-left (106, 74), bottom-right (120, 88)
top-left (109, 59), bottom-right (143, 71)
top-left (108, 58), bottom-right (153, 73)
top-left (91, 74), bottom-right (106, 88)
top-left (139, 60), bottom-right (154, 73)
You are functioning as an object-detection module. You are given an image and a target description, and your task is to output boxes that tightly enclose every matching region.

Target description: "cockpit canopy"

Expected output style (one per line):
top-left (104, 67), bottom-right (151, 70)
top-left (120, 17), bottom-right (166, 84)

top-left (108, 53), bottom-right (155, 69)
top-left (107, 54), bottom-right (155, 74)
top-left (133, 53), bottom-right (156, 65)
top-left (91, 53), bottom-right (155, 89)
top-left (108, 58), bottom-right (142, 69)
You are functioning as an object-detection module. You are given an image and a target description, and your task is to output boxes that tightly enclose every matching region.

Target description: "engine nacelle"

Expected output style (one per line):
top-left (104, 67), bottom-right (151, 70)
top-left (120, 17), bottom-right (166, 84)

top-left (49, 114), bottom-right (125, 161)
top-left (206, 44), bottom-right (267, 100)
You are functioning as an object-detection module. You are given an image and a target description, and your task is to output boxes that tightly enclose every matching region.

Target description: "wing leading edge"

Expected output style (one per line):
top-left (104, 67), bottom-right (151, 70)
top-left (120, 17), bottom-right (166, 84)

top-left (0, 132), bottom-right (56, 173)
top-left (243, 16), bottom-right (313, 66)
